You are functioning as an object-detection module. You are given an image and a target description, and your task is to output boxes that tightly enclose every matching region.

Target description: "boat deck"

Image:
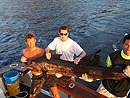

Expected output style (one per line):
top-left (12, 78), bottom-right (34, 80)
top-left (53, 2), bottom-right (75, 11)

top-left (0, 63), bottom-right (107, 98)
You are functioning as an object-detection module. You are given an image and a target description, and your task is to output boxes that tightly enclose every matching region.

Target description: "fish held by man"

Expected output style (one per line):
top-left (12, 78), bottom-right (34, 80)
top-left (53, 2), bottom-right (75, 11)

top-left (24, 49), bottom-right (127, 80)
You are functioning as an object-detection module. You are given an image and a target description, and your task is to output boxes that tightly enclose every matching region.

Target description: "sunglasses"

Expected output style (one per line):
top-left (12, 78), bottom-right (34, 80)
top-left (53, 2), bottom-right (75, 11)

top-left (60, 33), bottom-right (68, 36)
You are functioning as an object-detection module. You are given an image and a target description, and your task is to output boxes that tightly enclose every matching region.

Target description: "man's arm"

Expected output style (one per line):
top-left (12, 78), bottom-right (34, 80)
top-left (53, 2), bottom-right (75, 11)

top-left (74, 51), bottom-right (86, 64)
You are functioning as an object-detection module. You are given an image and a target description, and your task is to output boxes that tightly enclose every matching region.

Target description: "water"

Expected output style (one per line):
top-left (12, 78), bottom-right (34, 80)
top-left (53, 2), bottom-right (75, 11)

top-left (0, 0), bottom-right (130, 67)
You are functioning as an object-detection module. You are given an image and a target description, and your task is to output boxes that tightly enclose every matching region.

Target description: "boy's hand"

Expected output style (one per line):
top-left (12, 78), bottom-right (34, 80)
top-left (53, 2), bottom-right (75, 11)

top-left (21, 56), bottom-right (27, 62)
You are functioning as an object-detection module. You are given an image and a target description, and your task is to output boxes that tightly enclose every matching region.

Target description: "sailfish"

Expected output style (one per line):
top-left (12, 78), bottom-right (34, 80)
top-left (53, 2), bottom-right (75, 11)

top-left (24, 49), bottom-right (126, 80)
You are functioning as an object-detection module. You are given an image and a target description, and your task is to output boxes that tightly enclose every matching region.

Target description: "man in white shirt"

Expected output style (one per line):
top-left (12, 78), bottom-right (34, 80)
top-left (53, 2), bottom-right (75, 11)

top-left (45, 26), bottom-right (86, 98)
top-left (45, 26), bottom-right (86, 64)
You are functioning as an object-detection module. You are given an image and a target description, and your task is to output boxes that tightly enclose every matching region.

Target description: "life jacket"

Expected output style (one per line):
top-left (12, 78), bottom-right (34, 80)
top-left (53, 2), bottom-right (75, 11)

top-left (102, 51), bottom-right (130, 97)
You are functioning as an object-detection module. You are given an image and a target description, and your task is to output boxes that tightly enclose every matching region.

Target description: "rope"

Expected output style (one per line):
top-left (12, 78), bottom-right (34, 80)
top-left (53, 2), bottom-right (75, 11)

top-left (6, 91), bottom-right (28, 98)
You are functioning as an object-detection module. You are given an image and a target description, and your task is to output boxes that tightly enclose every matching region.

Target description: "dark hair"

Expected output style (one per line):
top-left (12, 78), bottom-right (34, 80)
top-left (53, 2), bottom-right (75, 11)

top-left (123, 33), bottom-right (130, 44)
top-left (59, 26), bottom-right (69, 33)
top-left (25, 33), bottom-right (35, 42)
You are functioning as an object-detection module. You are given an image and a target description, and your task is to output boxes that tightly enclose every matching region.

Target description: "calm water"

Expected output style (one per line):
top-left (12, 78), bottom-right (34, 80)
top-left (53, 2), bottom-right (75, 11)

top-left (0, 0), bottom-right (130, 67)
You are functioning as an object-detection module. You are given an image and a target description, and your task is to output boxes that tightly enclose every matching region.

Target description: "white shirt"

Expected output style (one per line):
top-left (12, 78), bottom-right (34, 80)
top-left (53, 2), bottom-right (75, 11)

top-left (48, 37), bottom-right (84, 61)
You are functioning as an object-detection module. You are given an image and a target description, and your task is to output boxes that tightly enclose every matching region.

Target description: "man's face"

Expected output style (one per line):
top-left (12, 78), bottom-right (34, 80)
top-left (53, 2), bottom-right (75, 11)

top-left (25, 37), bottom-right (36, 49)
top-left (59, 29), bottom-right (69, 42)
top-left (123, 39), bottom-right (130, 56)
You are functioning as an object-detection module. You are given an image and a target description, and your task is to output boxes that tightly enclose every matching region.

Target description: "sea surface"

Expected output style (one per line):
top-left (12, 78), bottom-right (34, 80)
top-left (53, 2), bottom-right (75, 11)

top-left (0, 0), bottom-right (130, 68)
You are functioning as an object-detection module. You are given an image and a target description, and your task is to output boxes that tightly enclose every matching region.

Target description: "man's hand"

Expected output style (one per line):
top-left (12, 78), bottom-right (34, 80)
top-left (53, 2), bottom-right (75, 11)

top-left (46, 53), bottom-right (51, 60)
top-left (74, 57), bottom-right (81, 64)
top-left (74, 52), bottom-right (86, 64)
top-left (55, 73), bottom-right (63, 78)
top-left (123, 65), bottom-right (130, 78)
top-left (79, 73), bottom-right (94, 82)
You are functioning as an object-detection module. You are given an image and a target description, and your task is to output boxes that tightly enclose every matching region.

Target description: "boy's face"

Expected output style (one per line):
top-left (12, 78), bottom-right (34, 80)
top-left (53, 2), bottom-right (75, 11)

top-left (123, 39), bottom-right (130, 56)
top-left (25, 37), bottom-right (36, 49)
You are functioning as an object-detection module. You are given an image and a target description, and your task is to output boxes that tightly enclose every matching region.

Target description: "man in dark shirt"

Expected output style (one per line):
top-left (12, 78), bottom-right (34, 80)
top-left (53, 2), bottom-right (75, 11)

top-left (96, 34), bottom-right (130, 98)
